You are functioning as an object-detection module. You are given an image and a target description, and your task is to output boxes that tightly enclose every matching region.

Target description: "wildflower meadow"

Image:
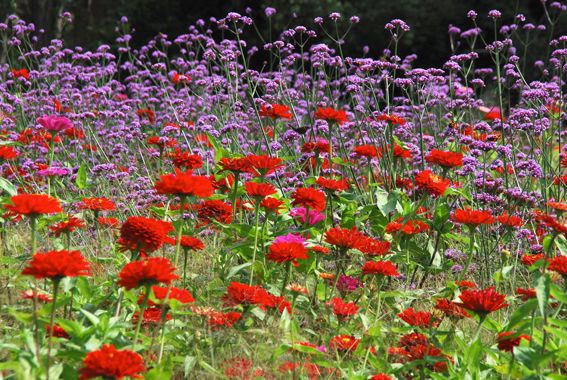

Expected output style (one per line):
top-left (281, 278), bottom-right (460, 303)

top-left (2, 3), bottom-right (567, 380)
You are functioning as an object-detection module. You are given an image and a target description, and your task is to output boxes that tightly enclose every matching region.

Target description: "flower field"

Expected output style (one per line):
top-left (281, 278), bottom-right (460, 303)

top-left (2, 4), bottom-right (567, 380)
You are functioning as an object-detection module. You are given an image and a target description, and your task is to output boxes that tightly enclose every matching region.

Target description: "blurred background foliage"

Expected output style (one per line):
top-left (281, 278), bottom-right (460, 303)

top-left (1, 0), bottom-right (565, 76)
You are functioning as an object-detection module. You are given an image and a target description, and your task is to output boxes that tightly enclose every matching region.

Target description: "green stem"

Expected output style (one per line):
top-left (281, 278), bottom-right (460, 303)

top-left (133, 284), bottom-right (151, 352)
top-left (157, 285), bottom-right (173, 363)
top-left (471, 314), bottom-right (486, 345)
top-left (183, 250), bottom-right (188, 289)
top-left (30, 216), bottom-right (37, 256)
top-left (457, 228), bottom-right (476, 285)
top-left (328, 259), bottom-right (343, 301)
top-left (249, 201), bottom-right (262, 286)
top-left (281, 260), bottom-right (292, 296)
top-left (231, 173), bottom-right (240, 219)
top-left (45, 278), bottom-right (60, 380)
top-left (173, 196), bottom-right (186, 267)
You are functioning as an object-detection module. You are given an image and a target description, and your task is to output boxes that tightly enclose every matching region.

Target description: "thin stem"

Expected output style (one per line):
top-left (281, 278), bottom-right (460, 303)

top-left (173, 196), bottom-right (186, 267)
top-left (133, 284), bottom-right (151, 352)
top-left (281, 260), bottom-right (292, 296)
top-left (471, 314), bottom-right (486, 345)
top-left (249, 201), bottom-right (262, 286)
top-left (457, 228), bottom-right (476, 285)
top-left (45, 278), bottom-right (60, 380)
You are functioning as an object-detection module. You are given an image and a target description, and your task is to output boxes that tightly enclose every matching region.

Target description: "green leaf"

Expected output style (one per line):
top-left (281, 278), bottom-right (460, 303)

top-left (184, 356), bottom-right (198, 379)
top-left (146, 355), bottom-right (174, 380)
top-left (443, 187), bottom-right (472, 201)
top-left (550, 283), bottom-right (567, 304)
top-left (433, 204), bottom-right (450, 226)
top-left (504, 298), bottom-right (538, 331)
top-left (75, 276), bottom-right (91, 299)
top-left (535, 272), bottom-right (551, 317)
top-left (556, 235), bottom-right (567, 257)
top-left (341, 201), bottom-right (357, 230)
top-left (7, 308), bottom-right (34, 324)
top-left (292, 343), bottom-right (321, 355)
top-left (543, 325), bottom-right (567, 341)
top-left (227, 262), bottom-right (252, 279)
top-left (80, 308), bottom-right (100, 325)
top-left (76, 162), bottom-right (87, 189)
top-left (0, 178), bottom-right (17, 196)
top-left (375, 188), bottom-right (401, 216)
top-left (269, 344), bottom-right (292, 363)
top-left (332, 157), bottom-right (355, 166)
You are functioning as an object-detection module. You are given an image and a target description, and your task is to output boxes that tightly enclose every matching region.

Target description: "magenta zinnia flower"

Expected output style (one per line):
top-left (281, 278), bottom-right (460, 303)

top-left (37, 115), bottom-right (73, 133)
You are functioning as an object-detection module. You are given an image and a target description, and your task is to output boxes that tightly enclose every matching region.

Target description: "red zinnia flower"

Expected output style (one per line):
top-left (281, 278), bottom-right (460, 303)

top-left (330, 297), bottom-right (359, 320)
top-left (0, 146), bottom-right (19, 160)
top-left (547, 201), bottom-right (567, 213)
top-left (137, 109), bottom-right (155, 123)
top-left (330, 335), bottom-right (360, 352)
top-left (244, 181), bottom-right (277, 200)
top-left (353, 145), bottom-right (378, 158)
top-left (195, 199), bottom-right (233, 225)
top-left (496, 213), bottom-right (524, 229)
top-left (385, 219), bottom-right (429, 235)
top-left (453, 286), bottom-right (509, 315)
top-left (140, 286), bottom-right (194, 307)
top-left (154, 170), bottom-right (214, 198)
top-left (309, 245), bottom-right (330, 255)
top-left (116, 257), bottom-right (179, 290)
top-left (147, 136), bottom-right (177, 148)
top-left (78, 344), bottom-right (147, 380)
top-left (79, 197), bottom-right (116, 211)
top-left (369, 374), bottom-right (394, 380)
top-left (208, 311), bottom-right (242, 330)
top-left (361, 260), bottom-right (400, 277)
top-left (324, 226), bottom-right (368, 251)
top-left (174, 236), bottom-right (205, 252)
top-left (221, 282), bottom-right (273, 308)
top-left (434, 299), bottom-right (470, 318)
top-left (260, 197), bottom-right (285, 214)
top-left (267, 294), bottom-right (292, 314)
top-left (516, 288), bottom-right (537, 302)
top-left (259, 104), bottom-right (293, 119)
top-left (45, 324), bottom-right (70, 339)
top-left (98, 217), bottom-right (120, 227)
top-left (12, 68), bottom-right (30, 79)
top-left (359, 239), bottom-right (392, 256)
top-left (456, 281), bottom-right (477, 289)
top-left (407, 344), bottom-right (452, 372)
top-left (290, 187), bottom-right (326, 211)
top-left (132, 307), bottom-right (172, 327)
top-left (49, 217), bottom-right (86, 237)
top-left (497, 332), bottom-right (530, 353)
top-left (21, 289), bottom-right (52, 303)
top-left (414, 170), bottom-right (448, 197)
top-left (314, 107), bottom-right (349, 125)
top-left (245, 154), bottom-right (284, 177)
top-left (398, 308), bottom-right (438, 328)
top-left (266, 242), bottom-right (310, 267)
top-left (538, 214), bottom-right (567, 235)
top-left (315, 177), bottom-right (348, 193)
top-left (4, 194), bottom-right (63, 217)
top-left (120, 216), bottom-right (167, 253)
top-left (22, 250), bottom-right (91, 280)
top-left (450, 208), bottom-right (496, 229)
top-left (218, 157), bottom-right (252, 174)
top-left (172, 152), bottom-right (203, 169)
top-left (548, 255), bottom-right (567, 277)
top-left (171, 73), bottom-right (190, 84)
top-left (426, 149), bottom-right (463, 168)
top-left (479, 106), bottom-right (505, 121)
top-left (520, 254), bottom-right (545, 266)
top-left (376, 114), bottom-right (406, 125)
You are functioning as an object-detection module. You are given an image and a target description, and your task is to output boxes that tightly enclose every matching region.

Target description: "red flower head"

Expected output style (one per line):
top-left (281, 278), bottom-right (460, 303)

top-left (98, 217), bottom-right (120, 227)
top-left (516, 288), bottom-right (537, 302)
top-left (21, 289), bottom-right (52, 303)
top-left (547, 201), bottom-right (567, 213)
top-left (244, 181), bottom-right (277, 200)
top-left (385, 219), bottom-right (429, 235)
top-left (141, 286), bottom-right (194, 307)
top-left (22, 250), bottom-right (91, 281)
top-left (4, 194), bottom-right (63, 217)
top-left (399, 332), bottom-right (429, 349)
top-left (0, 146), bottom-right (19, 160)
top-left (137, 109), bottom-right (154, 123)
top-left (361, 260), bottom-right (400, 277)
top-left (120, 216), bottom-right (167, 253)
top-left (245, 154), bottom-right (284, 177)
top-left (434, 299), bottom-right (470, 318)
top-left (290, 187), bottom-right (326, 211)
top-left (359, 239), bottom-right (392, 257)
top-left (195, 199), bottom-right (233, 225)
top-left (353, 145), bottom-right (379, 158)
top-left (147, 136), bottom-right (177, 148)
top-left (174, 236), bottom-right (205, 252)
top-left (456, 281), bottom-right (477, 289)
top-left (376, 114), bottom-right (406, 125)
top-left (116, 257), bottom-right (179, 290)
top-left (454, 286), bottom-right (509, 315)
top-left (397, 308), bottom-right (438, 328)
top-left (132, 307), bottom-right (171, 327)
top-left (330, 335), bottom-right (360, 352)
top-left (259, 104), bottom-right (293, 119)
top-left (497, 332), bottom-right (530, 353)
top-left (172, 152), bottom-right (203, 169)
top-left (49, 217), bottom-right (86, 238)
top-left (479, 106), bottom-right (505, 121)
top-left (221, 282), bottom-right (273, 308)
top-left (171, 73), bottom-right (190, 84)
top-left (309, 245), bottom-right (330, 255)
top-left (315, 177), bottom-right (348, 193)
top-left (45, 324), bottom-right (70, 339)
top-left (330, 297), bottom-right (359, 321)
top-left (218, 157), bottom-right (252, 174)
top-left (548, 255), bottom-right (567, 277)
top-left (450, 208), bottom-right (496, 229)
top-left (426, 149), bottom-right (463, 168)
top-left (369, 375), bottom-right (394, 380)
top-left (407, 344), bottom-right (452, 372)
top-left (12, 68), bottom-right (30, 79)
top-left (79, 197), bottom-right (116, 212)
top-left (266, 242), bottom-right (310, 267)
top-left (260, 197), bottom-right (285, 214)
top-left (496, 213), bottom-right (525, 229)
top-left (520, 254), bottom-right (545, 266)
top-left (414, 170), bottom-right (448, 197)
top-left (266, 294), bottom-right (292, 314)
top-left (324, 226), bottom-right (368, 252)
top-left (538, 214), bottom-right (567, 236)
top-left (208, 311), bottom-right (242, 330)
top-left (314, 107), bottom-right (349, 125)
top-left (154, 170), bottom-right (214, 198)
top-left (78, 344), bottom-right (147, 380)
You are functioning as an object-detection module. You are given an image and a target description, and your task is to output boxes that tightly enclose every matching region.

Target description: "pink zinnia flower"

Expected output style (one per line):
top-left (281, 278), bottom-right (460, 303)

top-left (37, 115), bottom-right (73, 133)
top-left (289, 207), bottom-right (325, 225)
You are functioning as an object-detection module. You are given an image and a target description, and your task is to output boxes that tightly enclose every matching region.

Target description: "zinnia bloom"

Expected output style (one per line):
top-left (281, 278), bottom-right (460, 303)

top-left (425, 149), bottom-right (463, 168)
top-left (116, 258), bottom-right (180, 290)
top-left (195, 199), bottom-right (233, 225)
top-left (289, 207), bottom-right (325, 225)
top-left (37, 115), bottom-right (73, 133)
top-left (376, 114), bottom-right (406, 125)
top-left (154, 170), bottom-right (214, 198)
top-left (315, 177), bottom-right (348, 192)
top-left (22, 250), bottom-right (91, 280)
top-left (172, 152), bottom-right (203, 169)
top-left (369, 374), bottom-right (394, 380)
top-left (496, 214), bottom-right (524, 229)
top-left (453, 286), bottom-right (509, 315)
top-left (98, 217), bottom-right (120, 227)
top-left (132, 307), bottom-right (172, 327)
top-left (360, 239), bottom-right (392, 256)
top-left (324, 226), bottom-right (368, 252)
top-left (497, 332), bottom-right (530, 353)
top-left (414, 170), bottom-right (448, 197)
top-left (0, 146), bottom-right (19, 160)
top-left (245, 154), bottom-right (284, 177)
top-left (208, 311), bottom-right (242, 330)
top-left (330, 335), bottom-right (360, 352)
top-left (78, 344), bottom-right (147, 380)
top-left (221, 282), bottom-right (273, 308)
top-left (450, 208), bottom-right (496, 229)
top-left (314, 107), bottom-right (349, 125)
top-left (397, 308), bottom-right (438, 328)
top-left (330, 297), bottom-right (359, 321)
top-left (79, 197), bottom-right (116, 211)
top-left (538, 214), bottom-right (567, 235)
top-left (260, 197), bottom-right (285, 214)
top-left (175, 236), bottom-right (206, 252)
top-left (141, 286), bottom-right (194, 307)
top-left (434, 299), bottom-right (470, 318)
top-left (4, 194), bottom-right (63, 217)
top-left (290, 187), bottom-right (326, 211)
top-left (49, 217), bottom-right (86, 237)
top-left (266, 242), bottom-right (310, 267)
top-left (120, 216), bottom-right (167, 253)
top-left (353, 145), bottom-right (378, 158)
top-left (258, 104), bottom-right (293, 119)
top-left (516, 288), bottom-right (537, 302)
top-left (244, 181), bottom-right (277, 200)
top-left (12, 68), bottom-right (29, 79)
top-left (548, 255), bottom-right (567, 277)
top-left (218, 157), bottom-right (252, 174)
top-left (361, 260), bottom-right (400, 277)
top-left (520, 254), bottom-right (545, 266)
top-left (45, 324), bottom-right (70, 339)
top-left (21, 289), bottom-right (52, 303)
